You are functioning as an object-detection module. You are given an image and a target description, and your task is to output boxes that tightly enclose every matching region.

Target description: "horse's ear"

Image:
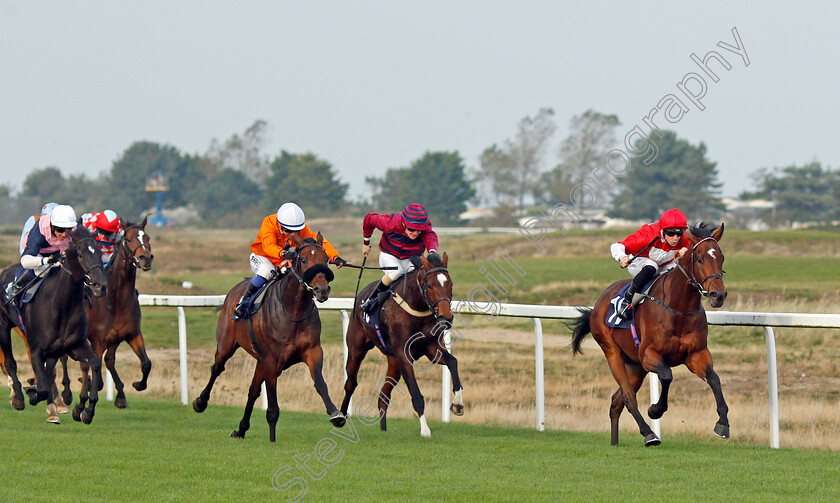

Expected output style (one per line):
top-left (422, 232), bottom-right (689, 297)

top-left (420, 254), bottom-right (432, 271)
top-left (683, 229), bottom-right (697, 244)
top-left (140, 215), bottom-right (148, 228)
top-left (712, 222), bottom-right (724, 241)
top-left (442, 252), bottom-right (448, 268)
top-left (288, 232), bottom-right (303, 247)
top-left (315, 232), bottom-right (324, 246)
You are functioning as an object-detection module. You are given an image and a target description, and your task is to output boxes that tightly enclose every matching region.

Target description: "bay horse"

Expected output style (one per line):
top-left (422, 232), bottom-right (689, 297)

top-left (0, 225), bottom-right (108, 424)
top-left (63, 217), bottom-right (154, 416)
top-left (569, 222), bottom-right (728, 446)
top-left (340, 252), bottom-right (463, 438)
top-left (192, 232), bottom-right (346, 442)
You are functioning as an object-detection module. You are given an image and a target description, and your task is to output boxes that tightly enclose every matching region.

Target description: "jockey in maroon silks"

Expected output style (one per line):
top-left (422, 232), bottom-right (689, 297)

top-left (359, 203), bottom-right (439, 313)
top-left (610, 208), bottom-right (690, 320)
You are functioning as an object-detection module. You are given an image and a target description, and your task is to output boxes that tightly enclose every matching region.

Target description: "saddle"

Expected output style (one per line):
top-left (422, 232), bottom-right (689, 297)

top-left (4, 267), bottom-right (51, 306)
top-left (605, 273), bottom-right (664, 328)
top-left (230, 273), bottom-right (283, 321)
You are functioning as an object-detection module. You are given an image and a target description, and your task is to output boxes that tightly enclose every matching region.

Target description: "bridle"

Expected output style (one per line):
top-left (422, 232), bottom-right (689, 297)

top-left (119, 226), bottom-right (152, 269)
top-left (69, 237), bottom-right (106, 290)
top-left (675, 236), bottom-right (724, 296)
top-left (279, 241), bottom-right (334, 322)
top-left (416, 266), bottom-right (452, 322)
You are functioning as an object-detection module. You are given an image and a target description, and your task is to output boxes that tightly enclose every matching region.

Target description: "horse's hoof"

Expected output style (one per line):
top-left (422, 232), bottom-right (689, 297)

top-left (450, 403), bottom-right (465, 416)
top-left (714, 423), bottom-right (730, 439)
top-left (56, 404), bottom-right (69, 414)
top-left (644, 433), bottom-right (661, 447)
top-left (329, 411), bottom-right (346, 428)
top-left (72, 406), bottom-right (83, 422)
top-left (26, 378), bottom-right (35, 386)
top-left (11, 397), bottom-right (25, 411)
top-left (81, 410), bottom-right (94, 424)
top-left (230, 430), bottom-right (244, 439)
top-left (132, 381), bottom-right (147, 392)
top-left (192, 397), bottom-right (207, 413)
top-left (114, 398), bottom-right (128, 409)
top-left (62, 390), bottom-right (73, 406)
top-left (648, 404), bottom-right (666, 420)
top-left (29, 390), bottom-right (47, 406)
top-left (47, 415), bottom-right (61, 424)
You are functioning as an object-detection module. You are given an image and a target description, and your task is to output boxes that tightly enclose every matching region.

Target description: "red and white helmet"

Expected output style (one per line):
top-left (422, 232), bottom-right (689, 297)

top-left (95, 210), bottom-right (120, 233)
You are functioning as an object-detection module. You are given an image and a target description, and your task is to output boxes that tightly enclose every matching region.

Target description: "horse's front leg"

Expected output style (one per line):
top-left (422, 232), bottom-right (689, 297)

top-left (127, 333), bottom-right (152, 392)
top-left (68, 343), bottom-right (101, 424)
top-left (103, 345), bottom-right (128, 408)
top-left (426, 344), bottom-right (464, 416)
top-left (0, 324), bottom-right (25, 410)
top-left (44, 357), bottom-right (60, 424)
top-left (686, 349), bottom-right (730, 439)
top-left (59, 354), bottom-right (72, 407)
top-left (641, 348), bottom-right (672, 420)
top-left (303, 346), bottom-right (345, 427)
top-left (27, 348), bottom-right (50, 405)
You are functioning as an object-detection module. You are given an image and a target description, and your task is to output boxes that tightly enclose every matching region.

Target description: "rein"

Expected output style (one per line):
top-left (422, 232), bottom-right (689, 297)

top-left (395, 265), bottom-right (452, 320)
top-left (642, 236), bottom-right (722, 318)
top-left (70, 237), bottom-right (105, 288)
top-left (279, 241), bottom-right (330, 322)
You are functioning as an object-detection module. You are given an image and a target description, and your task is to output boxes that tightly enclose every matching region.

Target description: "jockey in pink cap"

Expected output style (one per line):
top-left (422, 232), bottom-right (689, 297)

top-left (359, 203), bottom-right (439, 313)
top-left (610, 208), bottom-right (691, 320)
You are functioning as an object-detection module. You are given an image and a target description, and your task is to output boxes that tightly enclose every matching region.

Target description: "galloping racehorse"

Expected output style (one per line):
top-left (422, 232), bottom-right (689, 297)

top-left (0, 225), bottom-right (108, 424)
top-left (340, 253), bottom-right (463, 437)
top-left (63, 217), bottom-right (154, 415)
top-left (193, 232), bottom-right (346, 441)
top-left (569, 222), bottom-right (728, 446)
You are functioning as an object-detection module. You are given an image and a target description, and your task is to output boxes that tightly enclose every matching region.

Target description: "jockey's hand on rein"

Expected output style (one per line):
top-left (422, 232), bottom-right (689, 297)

top-left (46, 254), bottom-right (61, 265)
top-left (332, 257), bottom-right (347, 268)
top-left (283, 248), bottom-right (298, 262)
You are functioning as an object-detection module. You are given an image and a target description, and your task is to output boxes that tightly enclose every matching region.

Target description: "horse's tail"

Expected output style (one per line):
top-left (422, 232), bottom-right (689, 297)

top-left (567, 307), bottom-right (593, 355)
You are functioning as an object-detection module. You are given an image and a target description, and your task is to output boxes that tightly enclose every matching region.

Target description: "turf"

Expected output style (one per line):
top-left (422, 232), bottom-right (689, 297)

top-left (0, 397), bottom-right (838, 502)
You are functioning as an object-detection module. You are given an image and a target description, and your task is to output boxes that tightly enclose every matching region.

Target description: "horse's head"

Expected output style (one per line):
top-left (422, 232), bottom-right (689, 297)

top-left (67, 226), bottom-right (107, 298)
top-left (418, 252), bottom-right (453, 328)
top-left (120, 216), bottom-right (154, 271)
top-left (683, 222), bottom-right (726, 308)
top-left (288, 232), bottom-right (334, 303)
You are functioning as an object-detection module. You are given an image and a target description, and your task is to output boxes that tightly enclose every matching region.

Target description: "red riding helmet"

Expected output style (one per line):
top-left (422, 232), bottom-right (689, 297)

top-left (95, 210), bottom-right (121, 233)
top-left (659, 208), bottom-right (687, 230)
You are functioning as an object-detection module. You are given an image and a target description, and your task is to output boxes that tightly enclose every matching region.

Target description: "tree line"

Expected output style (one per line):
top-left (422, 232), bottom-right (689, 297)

top-left (3, 114), bottom-right (835, 228)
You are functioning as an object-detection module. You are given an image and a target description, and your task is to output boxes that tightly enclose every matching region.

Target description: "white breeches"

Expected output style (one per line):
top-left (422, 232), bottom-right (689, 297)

top-left (250, 253), bottom-right (279, 280)
top-left (380, 253), bottom-right (415, 283)
top-left (627, 257), bottom-right (676, 278)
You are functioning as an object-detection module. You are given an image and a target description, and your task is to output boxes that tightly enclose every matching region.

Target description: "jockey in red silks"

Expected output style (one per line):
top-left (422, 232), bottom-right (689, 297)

top-left (359, 203), bottom-right (439, 313)
top-left (6, 204), bottom-right (77, 301)
top-left (80, 210), bottom-right (123, 265)
top-left (610, 208), bottom-right (690, 320)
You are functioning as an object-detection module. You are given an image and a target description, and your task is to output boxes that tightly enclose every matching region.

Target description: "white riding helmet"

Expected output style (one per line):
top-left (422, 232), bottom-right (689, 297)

top-left (50, 204), bottom-right (77, 228)
top-left (276, 202), bottom-right (305, 231)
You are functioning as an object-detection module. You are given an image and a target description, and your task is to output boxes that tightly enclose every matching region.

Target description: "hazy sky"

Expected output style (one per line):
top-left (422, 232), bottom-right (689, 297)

top-left (2, 1), bottom-right (839, 202)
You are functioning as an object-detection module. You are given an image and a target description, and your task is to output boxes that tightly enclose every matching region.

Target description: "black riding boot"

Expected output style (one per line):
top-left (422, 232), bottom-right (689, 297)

top-left (360, 280), bottom-right (389, 314)
top-left (5, 271), bottom-right (32, 302)
top-left (233, 282), bottom-right (261, 318)
top-left (617, 265), bottom-right (657, 320)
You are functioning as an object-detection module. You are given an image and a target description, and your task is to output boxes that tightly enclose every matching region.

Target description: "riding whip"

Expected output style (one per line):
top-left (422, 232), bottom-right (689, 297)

top-left (625, 237), bottom-right (659, 267)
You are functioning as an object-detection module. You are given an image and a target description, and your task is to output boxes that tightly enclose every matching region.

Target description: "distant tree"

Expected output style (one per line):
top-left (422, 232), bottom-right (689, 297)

top-left (54, 174), bottom-right (104, 210)
top-left (741, 162), bottom-right (837, 225)
top-left (263, 151), bottom-right (348, 217)
top-left (22, 167), bottom-right (65, 201)
top-left (478, 108), bottom-right (556, 214)
top-left (366, 151), bottom-right (475, 225)
top-left (189, 168), bottom-right (261, 223)
top-left (0, 183), bottom-right (13, 198)
top-left (105, 141), bottom-right (205, 218)
top-left (538, 110), bottom-right (620, 205)
top-left (204, 119), bottom-right (270, 182)
top-left (609, 130), bottom-right (725, 221)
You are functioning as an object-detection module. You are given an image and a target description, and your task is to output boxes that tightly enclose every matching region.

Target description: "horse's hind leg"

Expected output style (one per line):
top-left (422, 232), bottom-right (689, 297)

top-left (127, 333), bottom-right (152, 392)
top-left (377, 357), bottom-right (404, 432)
top-left (396, 358), bottom-right (430, 438)
top-left (28, 348), bottom-right (50, 405)
top-left (604, 348), bottom-right (658, 446)
top-left (608, 362), bottom-right (647, 446)
top-left (303, 346), bottom-right (345, 427)
top-left (686, 349), bottom-right (730, 439)
top-left (73, 360), bottom-right (91, 422)
top-left (230, 364), bottom-right (265, 440)
top-left (0, 323), bottom-right (25, 410)
top-left (59, 354), bottom-right (72, 407)
top-left (193, 335), bottom-right (239, 413)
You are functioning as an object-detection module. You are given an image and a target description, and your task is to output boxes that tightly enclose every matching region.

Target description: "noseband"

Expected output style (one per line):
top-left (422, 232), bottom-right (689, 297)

top-left (676, 237), bottom-right (724, 296)
top-left (287, 242), bottom-right (334, 295)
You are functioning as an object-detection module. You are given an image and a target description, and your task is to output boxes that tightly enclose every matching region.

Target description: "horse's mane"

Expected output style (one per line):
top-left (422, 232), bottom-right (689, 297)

top-left (689, 221), bottom-right (719, 239)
